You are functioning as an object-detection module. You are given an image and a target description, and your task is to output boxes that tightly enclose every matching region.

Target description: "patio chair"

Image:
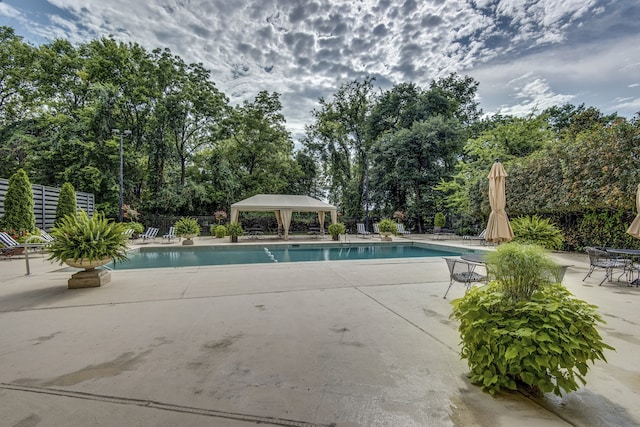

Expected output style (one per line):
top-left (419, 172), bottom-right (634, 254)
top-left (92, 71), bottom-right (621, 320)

top-left (463, 229), bottom-right (487, 244)
top-left (356, 223), bottom-right (371, 238)
top-left (41, 229), bottom-right (55, 243)
top-left (583, 246), bottom-right (630, 286)
top-left (162, 226), bottom-right (176, 242)
top-left (396, 223), bottom-right (411, 236)
top-left (443, 257), bottom-right (488, 299)
top-left (0, 231), bottom-right (23, 257)
top-left (372, 223), bottom-right (380, 237)
top-left (139, 227), bottom-right (159, 243)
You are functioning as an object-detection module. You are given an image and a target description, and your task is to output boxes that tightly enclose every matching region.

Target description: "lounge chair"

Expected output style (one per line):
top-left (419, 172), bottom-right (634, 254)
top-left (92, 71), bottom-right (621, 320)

top-left (139, 227), bottom-right (159, 243)
top-left (162, 226), bottom-right (176, 242)
top-left (443, 257), bottom-right (488, 299)
top-left (0, 231), bottom-right (24, 257)
top-left (396, 223), bottom-right (411, 236)
top-left (41, 229), bottom-right (55, 243)
top-left (356, 223), bottom-right (371, 238)
top-left (463, 229), bottom-right (487, 244)
top-left (373, 223), bottom-right (380, 237)
top-left (583, 246), bottom-right (629, 286)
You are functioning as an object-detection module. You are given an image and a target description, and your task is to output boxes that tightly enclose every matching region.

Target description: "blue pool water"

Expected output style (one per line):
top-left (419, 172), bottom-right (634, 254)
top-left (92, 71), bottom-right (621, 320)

top-left (108, 243), bottom-right (474, 270)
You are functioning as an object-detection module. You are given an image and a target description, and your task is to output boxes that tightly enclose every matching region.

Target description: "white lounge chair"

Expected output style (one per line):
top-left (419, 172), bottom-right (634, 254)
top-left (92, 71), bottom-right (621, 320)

top-left (396, 223), bottom-right (411, 236)
top-left (162, 226), bottom-right (176, 242)
top-left (356, 223), bottom-right (371, 238)
top-left (139, 227), bottom-right (159, 243)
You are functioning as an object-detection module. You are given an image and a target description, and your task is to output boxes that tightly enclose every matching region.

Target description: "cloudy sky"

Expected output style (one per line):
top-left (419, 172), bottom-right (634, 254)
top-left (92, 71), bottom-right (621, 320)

top-left (2, 0), bottom-right (640, 140)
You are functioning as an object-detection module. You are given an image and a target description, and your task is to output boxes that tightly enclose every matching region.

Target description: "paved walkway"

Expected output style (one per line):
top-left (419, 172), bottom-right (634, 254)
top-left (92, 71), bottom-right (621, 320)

top-left (0, 236), bottom-right (638, 426)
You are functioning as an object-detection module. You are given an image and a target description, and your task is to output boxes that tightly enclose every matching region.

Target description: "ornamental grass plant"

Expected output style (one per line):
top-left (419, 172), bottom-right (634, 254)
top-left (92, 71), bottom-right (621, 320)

top-left (451, 242), bottom-right (613, 396)
top-left (47, 211), bottom-right (129, 264)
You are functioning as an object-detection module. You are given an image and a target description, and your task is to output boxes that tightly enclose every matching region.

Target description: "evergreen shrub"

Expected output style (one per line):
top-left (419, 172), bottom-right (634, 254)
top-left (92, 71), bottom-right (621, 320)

top-left (55, 182), bottom-right (77, 226)
top-left (0, 169), bottom-right (35, 233)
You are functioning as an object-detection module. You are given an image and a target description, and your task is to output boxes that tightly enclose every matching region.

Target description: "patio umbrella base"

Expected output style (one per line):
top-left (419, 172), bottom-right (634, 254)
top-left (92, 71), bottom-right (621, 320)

top-left (68, 269), bottom-right (111, 289)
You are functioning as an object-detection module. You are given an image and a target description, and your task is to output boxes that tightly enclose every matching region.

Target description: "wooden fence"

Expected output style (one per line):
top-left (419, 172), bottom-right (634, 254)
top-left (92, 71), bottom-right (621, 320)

top-left (0, 179), bottom-right (95, 231)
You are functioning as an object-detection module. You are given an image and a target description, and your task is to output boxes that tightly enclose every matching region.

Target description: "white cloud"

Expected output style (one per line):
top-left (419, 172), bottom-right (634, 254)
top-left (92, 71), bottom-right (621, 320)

top-left (1, 0), bottom-right (639, 135)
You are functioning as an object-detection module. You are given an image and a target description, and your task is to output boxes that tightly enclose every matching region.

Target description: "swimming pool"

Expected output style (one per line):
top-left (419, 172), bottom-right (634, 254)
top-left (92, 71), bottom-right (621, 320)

top-left (108, 242), bottom-right (478, 270)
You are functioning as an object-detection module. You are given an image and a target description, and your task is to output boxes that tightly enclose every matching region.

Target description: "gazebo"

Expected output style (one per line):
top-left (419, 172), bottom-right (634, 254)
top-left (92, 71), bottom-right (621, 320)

top-left (230, 194), bottom-right (338, 240)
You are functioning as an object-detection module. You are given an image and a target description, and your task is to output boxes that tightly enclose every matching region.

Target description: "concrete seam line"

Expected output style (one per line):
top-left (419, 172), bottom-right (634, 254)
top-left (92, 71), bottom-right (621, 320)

top-left (354, 287), bottom-right (458, 353)
top-left (0, 383), bottom-right (333, 427)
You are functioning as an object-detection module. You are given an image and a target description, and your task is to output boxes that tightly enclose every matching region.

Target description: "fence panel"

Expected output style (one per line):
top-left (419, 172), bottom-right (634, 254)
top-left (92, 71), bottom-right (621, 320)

top-left (0, 179), bottom-right (95, 231)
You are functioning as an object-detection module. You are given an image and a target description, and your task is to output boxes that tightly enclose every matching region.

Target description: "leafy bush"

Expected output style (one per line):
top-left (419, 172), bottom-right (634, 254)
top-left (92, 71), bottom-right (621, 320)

top-left (511, 215), bottom-right (564, 250)
top-left (0, 169), bottom-right (36, 233)
top-left (486, 242), bottom-right (561, 302)
top-left (226, 222), bottom-right (243, 237)
top-left (55, 182), bottom-right (77, 226)
top-left (174, 217), bottom-right (201, 237)
top-left (434, 212), bottom-right (446, 227)
top-left (451, 242), bottom-right (613, 396)
top-left (212, 224), bottom-right (227, 238)
top-left (127, 221), bottom-right (144, 234)
top-left (328, 222), bottom-right (346, 237)
top-left (451, 283), bottom-right (613, 396)
top-left (377, 218), bottom-right (397, 234)
top-left (47, 211), bottom-right (128, 264)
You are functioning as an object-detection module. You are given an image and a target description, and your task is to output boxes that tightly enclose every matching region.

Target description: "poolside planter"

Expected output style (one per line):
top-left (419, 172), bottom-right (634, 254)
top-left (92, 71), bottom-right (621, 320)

top-left (181, 234), bottom-right (196, 245)
top-left (65, 257), bottom-right (112, 288)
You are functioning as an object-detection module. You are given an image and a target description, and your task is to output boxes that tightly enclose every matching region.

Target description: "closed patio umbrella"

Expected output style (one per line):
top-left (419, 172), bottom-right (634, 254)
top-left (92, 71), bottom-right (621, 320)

top-left (485, 160), bottom-right (514, 243)
top-left (627, 184), bottom-right (640, 239)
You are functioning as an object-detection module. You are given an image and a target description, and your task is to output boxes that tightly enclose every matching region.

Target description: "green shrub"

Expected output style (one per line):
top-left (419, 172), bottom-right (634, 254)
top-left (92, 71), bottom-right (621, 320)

top-left (451, 241), bottom-right (613, 396)
top-left (0, 169), bottom-right (35, 233)
top-left (377, 218), bottom-right (397, 234)
top-left (127, 221), bottom-right (144, 234)
top-left (174, 217), bottom-right (201, 237)
top-left (47, 211), bottom-right (128, 264)
top-left (212, 224), bottom-right (227, 238)
top-left (451, 282), bottom-right (613, 396)
top-left (55, 182), bottom-right (77, 226)
top-left (486, 242), bottom-right (561, 302)
top-left (511, 215), bottom-right (564, 250)
top-left (328, 222), bottom-right (346, 237)
top-left (434, 212), bottom-right (446, 228)
top-left (226, 222), bottom-right (243, 237)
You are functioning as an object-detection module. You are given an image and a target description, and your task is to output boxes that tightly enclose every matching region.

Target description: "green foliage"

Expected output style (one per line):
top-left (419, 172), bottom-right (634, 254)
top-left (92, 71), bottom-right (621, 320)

top-left (576, 210), bottom-right (637, 250)
top-left (173, 217), bottom-right (201, 237)
top-left (55, 182), bottom-right (77, 226)
top-left (47, 211), bottom-right (128, 264)
top-left (434, 212), bottom-right (446, 227)
top-left (226, 222), bottom-right (243, 237)
top-left (451, 282), bottom-right (614, 396)
top-left (486, 242), bottom-right (561, 303)
top-left (377, 218), bottom-right (397, 234)
top-left (127, 221), bottom-right (144, 234)
top-left (211, 224), bottom-right (227, 238)
top-left (0, 168), bottom-right (35, 233)
top-left (328, 222), bottom-right (346, 237)
top-left (511, 215), bottom-right (564, 250)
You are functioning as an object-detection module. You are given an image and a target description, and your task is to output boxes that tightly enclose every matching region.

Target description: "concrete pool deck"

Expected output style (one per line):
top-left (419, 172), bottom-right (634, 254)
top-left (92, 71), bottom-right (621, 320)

top-left (1, 235), bottom-right (639, 426)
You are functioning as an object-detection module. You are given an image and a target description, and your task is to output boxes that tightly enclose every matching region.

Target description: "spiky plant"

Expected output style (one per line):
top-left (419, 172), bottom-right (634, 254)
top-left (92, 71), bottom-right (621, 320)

top-left (511, 215), bottom-right (564, 250)
top-left (47, 211), bottom-right (129, 264)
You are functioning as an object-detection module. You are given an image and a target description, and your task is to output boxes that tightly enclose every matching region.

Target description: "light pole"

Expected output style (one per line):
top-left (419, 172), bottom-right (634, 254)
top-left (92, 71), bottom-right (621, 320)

top-left (112, 129), bottom-right (131, 222)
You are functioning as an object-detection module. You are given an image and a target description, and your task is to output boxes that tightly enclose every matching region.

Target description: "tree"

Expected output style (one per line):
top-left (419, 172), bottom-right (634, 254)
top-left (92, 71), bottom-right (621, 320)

top-left (303, 77), bottom-right (377, 217)
top-left (0, 168), bottom-right (35, 233)
top-left (55, 182), bottom-right (77, 225)
top-left (370, 116), bottom-right (464, 231)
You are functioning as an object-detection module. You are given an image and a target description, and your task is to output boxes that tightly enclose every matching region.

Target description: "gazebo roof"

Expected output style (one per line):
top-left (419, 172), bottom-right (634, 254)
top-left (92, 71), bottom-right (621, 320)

top-left (230, 194), bottom-right (337, 212)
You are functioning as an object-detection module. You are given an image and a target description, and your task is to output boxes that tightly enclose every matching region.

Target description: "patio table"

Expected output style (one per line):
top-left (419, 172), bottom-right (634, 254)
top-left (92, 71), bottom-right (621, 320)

top-left (606, 248), bottom-right (640, 286)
